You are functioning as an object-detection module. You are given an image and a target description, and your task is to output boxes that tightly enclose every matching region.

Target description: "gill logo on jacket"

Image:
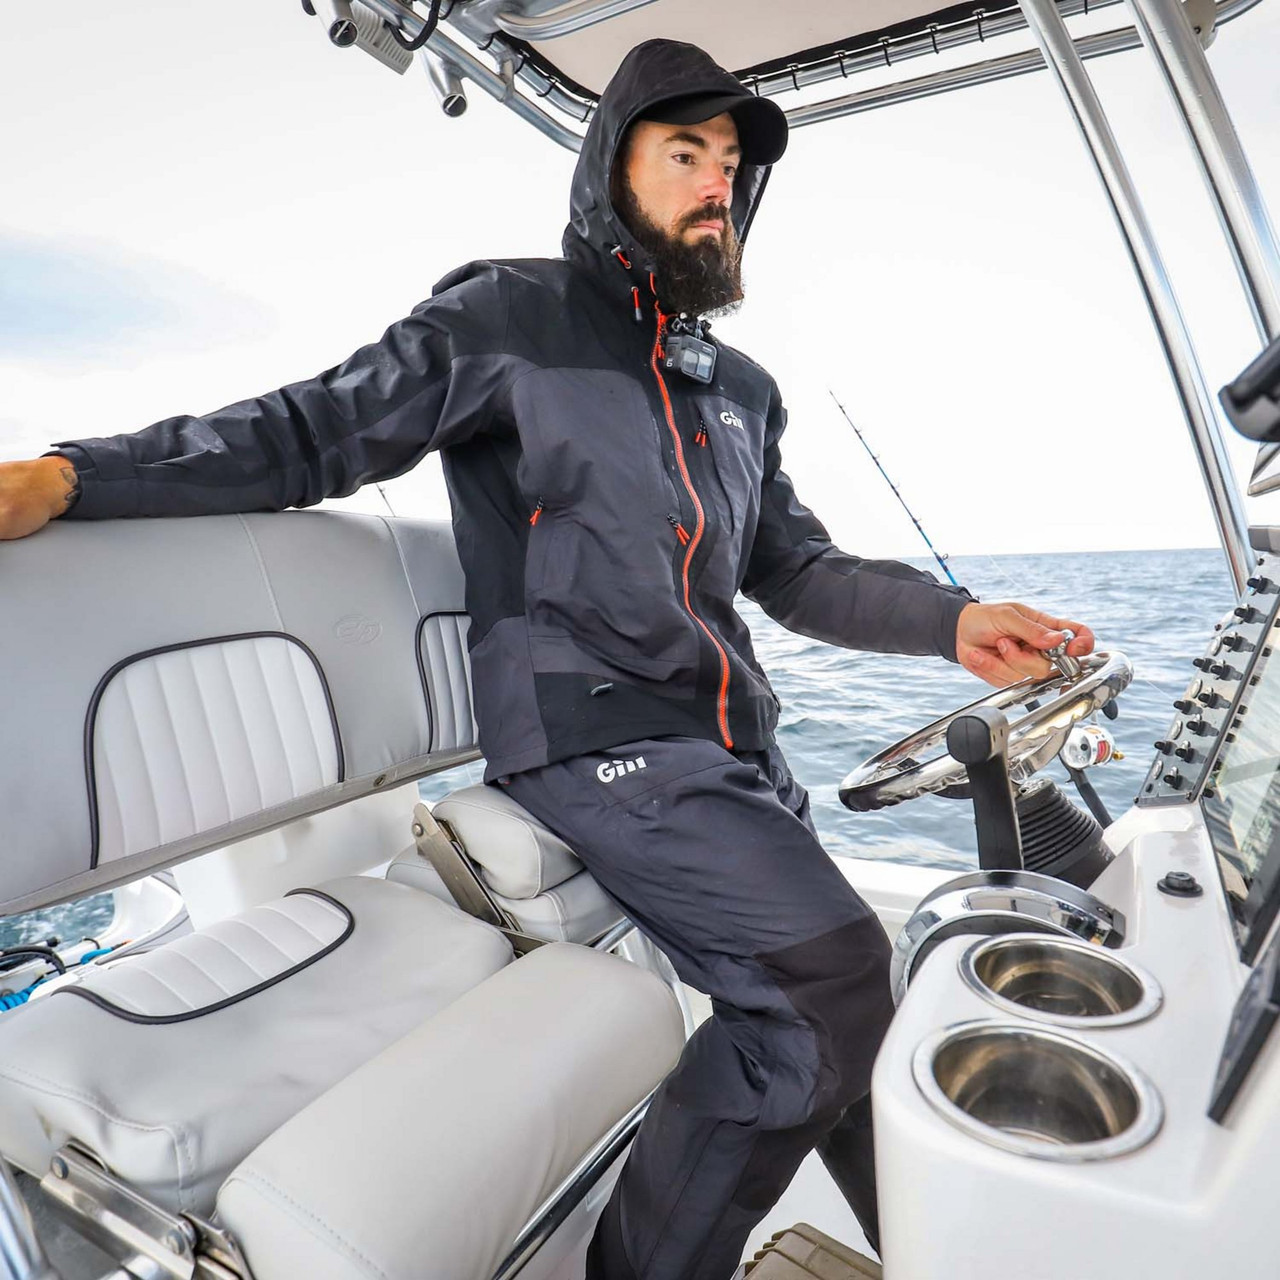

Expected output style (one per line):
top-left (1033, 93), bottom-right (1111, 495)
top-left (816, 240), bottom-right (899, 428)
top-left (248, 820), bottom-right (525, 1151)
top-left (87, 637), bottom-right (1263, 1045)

top-left (596, 756), bottom-right (648, 783)
top-left (719, 410), bottom-right (744, 430)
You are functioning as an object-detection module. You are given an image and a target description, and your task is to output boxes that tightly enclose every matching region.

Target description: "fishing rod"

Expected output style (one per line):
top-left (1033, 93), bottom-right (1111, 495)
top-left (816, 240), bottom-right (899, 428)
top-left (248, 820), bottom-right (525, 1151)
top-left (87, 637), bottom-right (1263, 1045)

top-left (828, 390), bottom-right (1123, 819)
top-left (828, 389), bottom-right (960, 587)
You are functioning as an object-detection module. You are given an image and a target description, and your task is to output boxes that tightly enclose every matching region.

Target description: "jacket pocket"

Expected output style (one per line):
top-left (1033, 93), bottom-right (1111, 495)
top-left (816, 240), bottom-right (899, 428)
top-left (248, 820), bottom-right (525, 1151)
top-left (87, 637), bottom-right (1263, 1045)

top-left (527, 511), bottom-right (698, 673)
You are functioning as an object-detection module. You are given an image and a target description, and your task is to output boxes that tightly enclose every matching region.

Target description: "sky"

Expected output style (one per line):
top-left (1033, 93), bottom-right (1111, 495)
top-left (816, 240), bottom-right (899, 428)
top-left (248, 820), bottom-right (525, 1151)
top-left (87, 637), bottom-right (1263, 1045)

top-left (3, 0), bottom-right (1280, 563)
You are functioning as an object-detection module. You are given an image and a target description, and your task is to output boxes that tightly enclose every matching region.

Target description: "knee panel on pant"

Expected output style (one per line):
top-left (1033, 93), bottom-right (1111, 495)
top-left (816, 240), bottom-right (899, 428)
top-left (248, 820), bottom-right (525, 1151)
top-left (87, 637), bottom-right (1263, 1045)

top-left (756, 912), bottom-right (895, 1122)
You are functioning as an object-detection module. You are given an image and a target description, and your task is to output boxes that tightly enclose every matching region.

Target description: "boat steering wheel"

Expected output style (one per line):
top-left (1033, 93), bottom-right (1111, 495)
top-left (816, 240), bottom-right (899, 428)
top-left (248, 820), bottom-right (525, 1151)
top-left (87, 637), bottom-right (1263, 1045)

top-left (838, 651), bottom-right (1133, 812)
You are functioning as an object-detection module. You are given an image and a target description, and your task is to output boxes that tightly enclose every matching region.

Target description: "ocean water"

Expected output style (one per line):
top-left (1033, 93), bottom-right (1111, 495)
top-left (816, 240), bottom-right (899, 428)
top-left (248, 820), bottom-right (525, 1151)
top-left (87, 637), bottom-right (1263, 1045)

top-left (1, 547), bottom-right (1233, 949)
top-left (745, 546), bottom-right (1233, 868)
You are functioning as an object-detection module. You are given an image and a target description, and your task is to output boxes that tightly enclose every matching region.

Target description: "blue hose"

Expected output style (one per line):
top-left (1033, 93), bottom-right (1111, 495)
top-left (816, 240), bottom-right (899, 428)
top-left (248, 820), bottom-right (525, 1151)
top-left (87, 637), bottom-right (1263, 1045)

top-left (0, 983), bottom-right (39, 1011)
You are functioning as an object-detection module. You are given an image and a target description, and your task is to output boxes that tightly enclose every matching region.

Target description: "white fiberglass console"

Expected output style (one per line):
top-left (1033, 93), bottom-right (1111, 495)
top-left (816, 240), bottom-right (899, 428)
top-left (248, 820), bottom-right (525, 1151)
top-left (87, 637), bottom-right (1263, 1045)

top-left (873, 554), bottom-right (1280, 1279)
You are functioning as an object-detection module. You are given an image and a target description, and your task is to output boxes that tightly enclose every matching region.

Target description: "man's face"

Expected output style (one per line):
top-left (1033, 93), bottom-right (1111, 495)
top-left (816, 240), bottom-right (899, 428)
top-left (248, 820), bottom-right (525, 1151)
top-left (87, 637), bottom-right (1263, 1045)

top-left (622, 113), bottom-right (740, 249)
top-left (614, 111), bottom-right (744, 317)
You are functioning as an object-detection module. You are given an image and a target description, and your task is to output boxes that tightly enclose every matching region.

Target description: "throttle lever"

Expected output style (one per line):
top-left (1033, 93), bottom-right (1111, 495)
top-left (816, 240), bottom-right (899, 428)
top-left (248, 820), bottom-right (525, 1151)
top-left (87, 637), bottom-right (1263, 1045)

top-left (946, 706), bottom-right (1024, 872)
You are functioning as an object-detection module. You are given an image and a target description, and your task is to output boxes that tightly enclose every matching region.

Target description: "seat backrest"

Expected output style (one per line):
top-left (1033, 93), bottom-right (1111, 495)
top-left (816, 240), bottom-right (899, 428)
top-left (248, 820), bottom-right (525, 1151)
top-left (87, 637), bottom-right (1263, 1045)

top-left (1, 512), bottom-right (480, 916)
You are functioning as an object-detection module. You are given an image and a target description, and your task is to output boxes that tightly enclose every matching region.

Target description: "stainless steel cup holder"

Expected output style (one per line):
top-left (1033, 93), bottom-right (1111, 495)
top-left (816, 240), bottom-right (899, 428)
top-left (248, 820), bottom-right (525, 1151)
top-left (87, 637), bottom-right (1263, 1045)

top-left (912, 1021), bottom-right (1163, 1161)
top-left (959, 934), bottom-right (1163, 1028)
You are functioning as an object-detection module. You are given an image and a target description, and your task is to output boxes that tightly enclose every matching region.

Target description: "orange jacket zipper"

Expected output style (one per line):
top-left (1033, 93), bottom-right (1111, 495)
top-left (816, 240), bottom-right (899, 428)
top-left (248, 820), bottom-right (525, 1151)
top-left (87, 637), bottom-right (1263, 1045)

top-left (651, 317), bottom-right (734, 750)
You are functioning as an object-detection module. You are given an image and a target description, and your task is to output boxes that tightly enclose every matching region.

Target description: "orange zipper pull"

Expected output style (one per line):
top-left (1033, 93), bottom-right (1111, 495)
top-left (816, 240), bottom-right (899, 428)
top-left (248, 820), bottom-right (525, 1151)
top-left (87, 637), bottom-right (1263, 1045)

top-left (529, 499), bottom-right (544, 526)
top-left (667, 514), bottom-right (690, 546)
top-left (695, 419), bottom-right (708, 448)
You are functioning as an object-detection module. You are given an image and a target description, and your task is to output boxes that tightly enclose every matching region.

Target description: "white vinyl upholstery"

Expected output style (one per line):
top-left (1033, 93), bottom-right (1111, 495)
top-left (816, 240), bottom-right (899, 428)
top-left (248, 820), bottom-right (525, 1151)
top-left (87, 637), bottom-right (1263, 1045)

top-left (0, 512), bottom-right (479, 916)
top-left (418, 613), bottom-right (479, 752)
top-left (0, 877), bottom-right (512, 1213)
top-left (92, 637), bottom-right (341, 865)
top-left (63, 889), bottom-right (350, 1020)
top-left (388, 784), bottom-right (627, 943)
top-left (487, 870), bottom-right (623, 945)
top-left (434, 784), bottom-right (583, 898)
top-left (218, 944), bottom-right (685, 1280)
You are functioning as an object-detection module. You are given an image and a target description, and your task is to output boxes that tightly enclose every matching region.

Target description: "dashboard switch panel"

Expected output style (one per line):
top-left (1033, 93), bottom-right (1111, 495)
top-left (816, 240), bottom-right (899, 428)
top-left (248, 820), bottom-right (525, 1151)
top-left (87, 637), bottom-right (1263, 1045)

top-left (1139, 554), bottom-right (1280, 807)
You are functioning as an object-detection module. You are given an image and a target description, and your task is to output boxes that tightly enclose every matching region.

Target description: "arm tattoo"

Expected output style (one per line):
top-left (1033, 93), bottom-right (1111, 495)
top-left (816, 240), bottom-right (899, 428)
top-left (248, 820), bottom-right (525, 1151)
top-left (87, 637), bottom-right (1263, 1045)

top-left (59, 465), bottom-right (81, 510)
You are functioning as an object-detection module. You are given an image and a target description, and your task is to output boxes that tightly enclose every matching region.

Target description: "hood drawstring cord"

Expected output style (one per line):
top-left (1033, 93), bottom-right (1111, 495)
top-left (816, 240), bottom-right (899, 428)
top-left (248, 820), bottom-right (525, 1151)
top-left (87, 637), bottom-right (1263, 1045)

top-left (610, 245), bottom-right (646, 323)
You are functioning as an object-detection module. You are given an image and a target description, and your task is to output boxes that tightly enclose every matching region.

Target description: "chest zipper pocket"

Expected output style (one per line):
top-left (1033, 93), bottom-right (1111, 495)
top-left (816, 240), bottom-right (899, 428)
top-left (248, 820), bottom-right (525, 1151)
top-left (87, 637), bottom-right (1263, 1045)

top-left (698, 415), bottom-right (745, 536)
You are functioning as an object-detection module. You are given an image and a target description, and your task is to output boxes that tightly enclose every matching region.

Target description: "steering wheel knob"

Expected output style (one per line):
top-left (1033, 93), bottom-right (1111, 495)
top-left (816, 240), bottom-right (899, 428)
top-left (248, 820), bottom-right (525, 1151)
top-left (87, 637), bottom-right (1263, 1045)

top-left (1044, 628), bottom-right (1082, 680)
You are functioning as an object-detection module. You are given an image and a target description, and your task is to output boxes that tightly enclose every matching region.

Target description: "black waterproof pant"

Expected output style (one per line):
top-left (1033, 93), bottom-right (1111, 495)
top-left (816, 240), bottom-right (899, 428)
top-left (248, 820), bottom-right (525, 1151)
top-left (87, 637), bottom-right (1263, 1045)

top-left (503, 735), bottom-right (896, 1280)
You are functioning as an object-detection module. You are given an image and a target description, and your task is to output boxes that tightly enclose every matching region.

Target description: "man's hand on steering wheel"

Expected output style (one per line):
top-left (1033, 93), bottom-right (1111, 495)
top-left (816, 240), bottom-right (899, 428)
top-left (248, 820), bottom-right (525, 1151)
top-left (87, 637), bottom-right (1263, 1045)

top-left (956, 602), bottom-right (1095, 688)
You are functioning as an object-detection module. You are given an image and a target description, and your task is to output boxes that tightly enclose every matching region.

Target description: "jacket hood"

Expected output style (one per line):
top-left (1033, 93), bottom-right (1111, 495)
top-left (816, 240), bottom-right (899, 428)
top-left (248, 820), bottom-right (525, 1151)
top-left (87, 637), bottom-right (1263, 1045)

top-left (562, 39), bottom-right (775, 302)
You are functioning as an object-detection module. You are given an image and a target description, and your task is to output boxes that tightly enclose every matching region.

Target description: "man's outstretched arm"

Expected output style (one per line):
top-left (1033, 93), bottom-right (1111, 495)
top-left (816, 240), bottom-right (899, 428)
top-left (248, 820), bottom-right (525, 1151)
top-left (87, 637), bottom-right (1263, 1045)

top-left (1, 262), bottom-right (512, 534)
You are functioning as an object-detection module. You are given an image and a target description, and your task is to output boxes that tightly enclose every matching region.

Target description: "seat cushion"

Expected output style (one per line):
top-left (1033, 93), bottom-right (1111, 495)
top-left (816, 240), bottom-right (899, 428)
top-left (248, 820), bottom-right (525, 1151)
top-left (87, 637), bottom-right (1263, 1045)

top-left (389, 784), bottom-right (626, 943)
top-left (487, 868), bottom-right (623, 944)
top-left (433, 784), bottom-right (582, 898)
top-left (218, 943), bottom-right (685, 1280)
top-left (0, 876), bottom-right (512, 1214)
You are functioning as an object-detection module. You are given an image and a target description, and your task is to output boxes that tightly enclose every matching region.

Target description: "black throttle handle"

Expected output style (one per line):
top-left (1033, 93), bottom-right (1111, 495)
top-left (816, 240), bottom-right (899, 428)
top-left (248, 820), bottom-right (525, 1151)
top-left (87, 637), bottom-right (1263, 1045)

top-left (946, 707), bottom-right (1024, 872)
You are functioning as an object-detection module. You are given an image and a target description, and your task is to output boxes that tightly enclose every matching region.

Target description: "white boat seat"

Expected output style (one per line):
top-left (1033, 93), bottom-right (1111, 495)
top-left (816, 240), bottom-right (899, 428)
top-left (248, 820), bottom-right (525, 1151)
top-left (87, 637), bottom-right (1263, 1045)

top-left (0, 875), bottom-right (512, 1215)
top-left (0, 512), bottom-right (682, 1275)
top-left (218, 942), bottom-right (684, 1280)
top-left (387, 783), bottom-right (625, 944)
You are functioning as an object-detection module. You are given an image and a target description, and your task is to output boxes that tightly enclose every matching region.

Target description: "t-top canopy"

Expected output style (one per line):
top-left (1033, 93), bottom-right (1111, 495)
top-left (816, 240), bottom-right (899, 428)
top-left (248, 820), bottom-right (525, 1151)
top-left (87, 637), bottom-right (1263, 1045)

top-left (510, 0), bottom-right (989, 98)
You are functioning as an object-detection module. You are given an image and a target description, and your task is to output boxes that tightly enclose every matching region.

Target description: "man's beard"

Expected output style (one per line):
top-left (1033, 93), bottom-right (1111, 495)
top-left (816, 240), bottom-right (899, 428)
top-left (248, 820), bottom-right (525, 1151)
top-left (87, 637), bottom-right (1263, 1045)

top-left (615, 179), bottom-right (744, 319)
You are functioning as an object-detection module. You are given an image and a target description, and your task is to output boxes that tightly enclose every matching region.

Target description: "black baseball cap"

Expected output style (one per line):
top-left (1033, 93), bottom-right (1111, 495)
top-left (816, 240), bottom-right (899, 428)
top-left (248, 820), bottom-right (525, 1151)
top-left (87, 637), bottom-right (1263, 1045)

top-left (643, 90), bottom-right (788, 165)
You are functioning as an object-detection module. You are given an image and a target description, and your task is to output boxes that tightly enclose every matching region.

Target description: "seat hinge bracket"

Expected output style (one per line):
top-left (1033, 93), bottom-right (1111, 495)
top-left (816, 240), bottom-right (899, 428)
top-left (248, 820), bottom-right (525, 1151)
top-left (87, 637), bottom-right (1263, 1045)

top-left (40, 1142), bottom-right (253, 1279)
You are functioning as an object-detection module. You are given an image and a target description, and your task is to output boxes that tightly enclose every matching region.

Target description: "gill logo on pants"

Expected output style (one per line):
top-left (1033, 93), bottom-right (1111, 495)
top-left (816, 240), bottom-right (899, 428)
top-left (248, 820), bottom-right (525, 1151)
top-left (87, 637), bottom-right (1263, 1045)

top-left (596, 756), bottom-right (647, 784)
top-left (719, 410), bottom-right (744, 429)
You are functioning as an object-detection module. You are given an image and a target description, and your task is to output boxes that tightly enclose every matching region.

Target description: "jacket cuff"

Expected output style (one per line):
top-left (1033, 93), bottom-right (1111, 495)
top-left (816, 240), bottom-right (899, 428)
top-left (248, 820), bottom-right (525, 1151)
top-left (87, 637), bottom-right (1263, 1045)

top-left (936, 587), bottom-right (977, 663)
top-left (46, 441), bottom-right (136, 520)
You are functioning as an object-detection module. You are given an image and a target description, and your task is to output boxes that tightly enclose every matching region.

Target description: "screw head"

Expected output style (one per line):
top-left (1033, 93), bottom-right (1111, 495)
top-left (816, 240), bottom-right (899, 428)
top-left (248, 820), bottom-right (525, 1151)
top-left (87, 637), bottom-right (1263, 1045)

top-left (50, 1156), bottom-right (68, 1179)
top-left (1158, 869), bottom-right (1204, 897)
top-left (411, 822), bottom-right (425, 838)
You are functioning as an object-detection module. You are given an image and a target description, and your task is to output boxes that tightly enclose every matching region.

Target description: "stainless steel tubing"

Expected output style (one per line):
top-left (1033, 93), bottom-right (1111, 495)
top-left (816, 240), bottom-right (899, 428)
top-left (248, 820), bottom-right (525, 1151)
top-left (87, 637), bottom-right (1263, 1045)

top-left (494, 0), bottom-right (660, 41)
top-left (1126, 0), bottom-right (1280, 341)
top-left (0, 1163), bottom-right (58, 1280)
top-left (776, 0), bottom-right (1262, 128)
top-left (1124, 0), bottom-right (1280, 496)
top-left (491, 1096), bottom-right (649, 1279)
top-left (749, 0), bottom-right (1258, 105)
top-left (1018, 0), bottom-right (1255, 593)
top-left (788, 28), bottom-right (1138, 128)
top-left (768, 0), bottom-right (1127, 100)
top-left (358, 0), bottom-right (584, 149)
top-left (420, 49), bottom-right (468, 116)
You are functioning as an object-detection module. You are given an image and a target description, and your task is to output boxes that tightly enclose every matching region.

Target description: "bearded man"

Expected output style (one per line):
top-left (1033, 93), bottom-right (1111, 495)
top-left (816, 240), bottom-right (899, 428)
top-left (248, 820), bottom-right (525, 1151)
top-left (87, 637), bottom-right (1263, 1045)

top-left (0, 37), bottom-right (1093, 1280)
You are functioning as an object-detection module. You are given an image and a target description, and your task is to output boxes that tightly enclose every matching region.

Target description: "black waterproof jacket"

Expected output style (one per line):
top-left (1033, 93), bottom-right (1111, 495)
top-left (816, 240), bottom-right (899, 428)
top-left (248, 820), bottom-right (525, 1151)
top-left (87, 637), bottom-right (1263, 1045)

top-left (57, 40), bottom-right (973, 780)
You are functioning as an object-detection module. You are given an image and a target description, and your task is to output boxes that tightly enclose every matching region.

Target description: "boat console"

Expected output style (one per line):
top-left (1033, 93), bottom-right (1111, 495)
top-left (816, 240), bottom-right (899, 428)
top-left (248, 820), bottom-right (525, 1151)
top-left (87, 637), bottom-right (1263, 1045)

top-left (871, 547), bottom-right (1280, 1278)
